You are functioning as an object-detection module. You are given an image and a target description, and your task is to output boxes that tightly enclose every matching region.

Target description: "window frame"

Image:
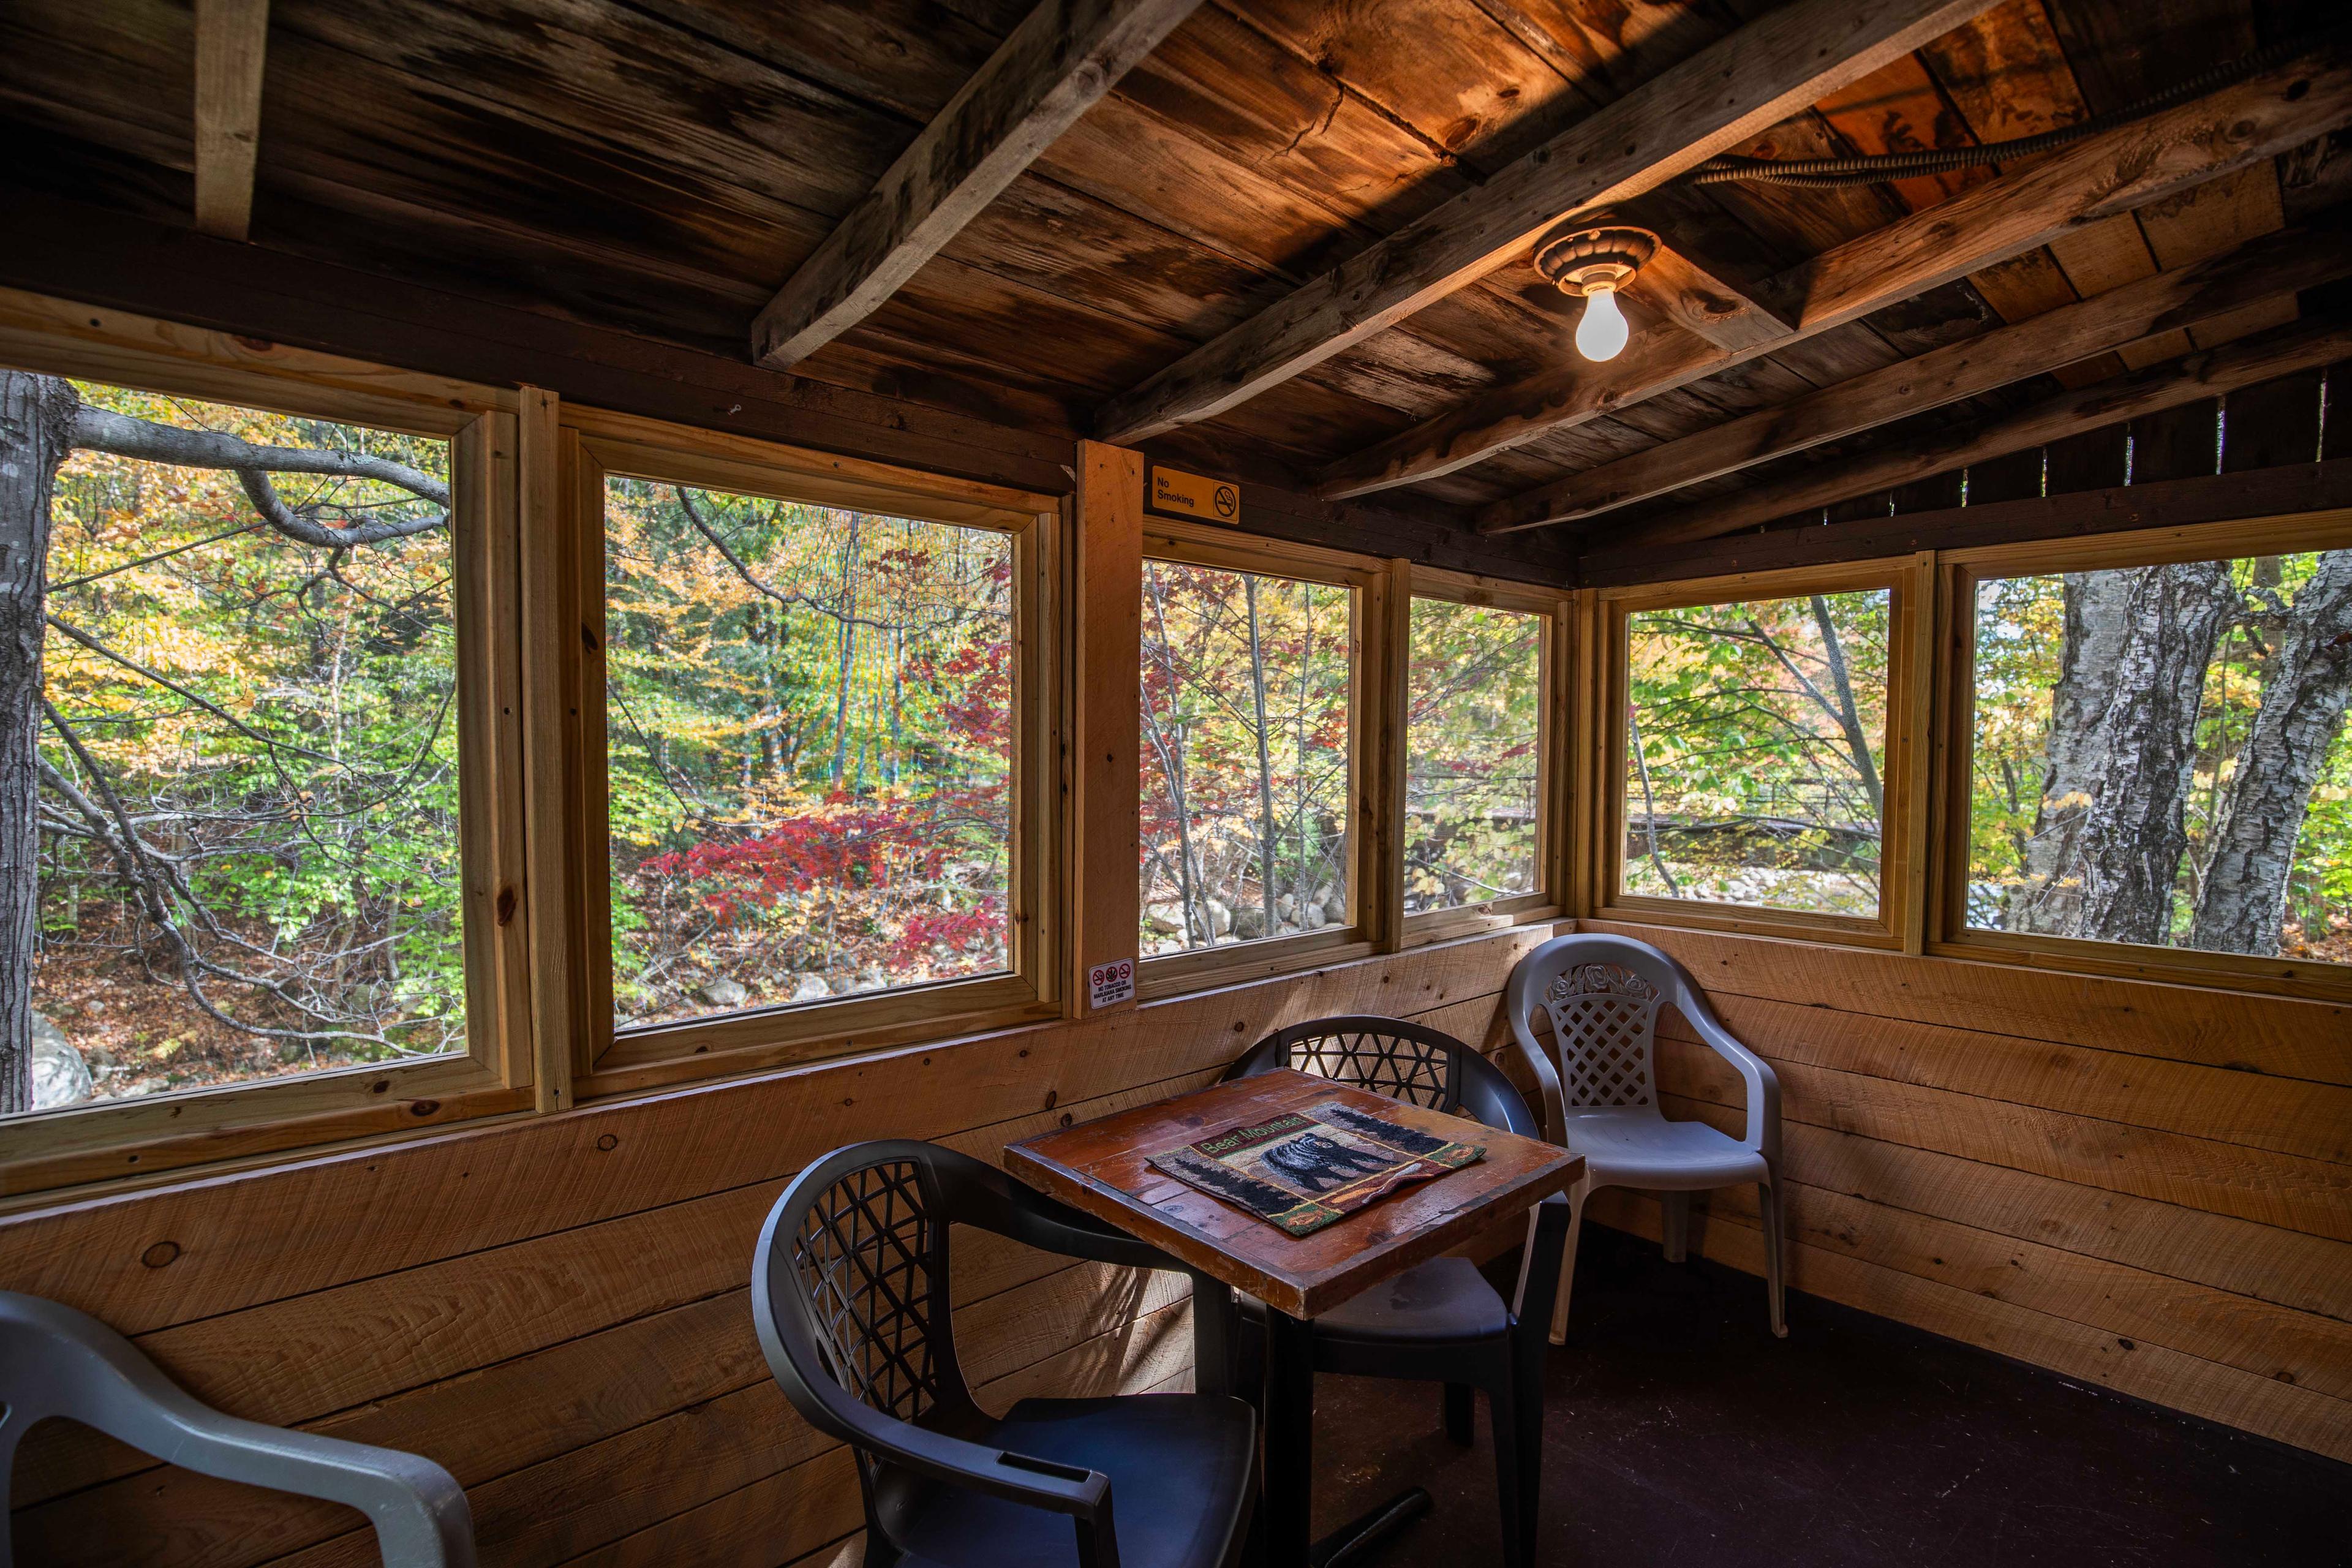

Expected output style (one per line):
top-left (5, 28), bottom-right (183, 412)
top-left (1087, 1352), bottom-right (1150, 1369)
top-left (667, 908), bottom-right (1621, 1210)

top-left (1928, 509), bottom-right (2352, 1000)
top-left (1134, 521), bottom-right (1392, 1000)
top-left (1594, 557), bottom-right (1929, 951)
top-left (560, 410), bottom-right (1067, 1097)
top-left (1396, 567), bottom-right (1572, 947)
top-left (0, 290), bottom-right (543, 1197)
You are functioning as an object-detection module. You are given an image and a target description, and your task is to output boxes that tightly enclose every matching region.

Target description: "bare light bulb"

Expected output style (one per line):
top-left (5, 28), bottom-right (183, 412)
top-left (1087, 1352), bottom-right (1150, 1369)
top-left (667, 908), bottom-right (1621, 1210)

top-left (1574, 282), bottom-right (1629, 362)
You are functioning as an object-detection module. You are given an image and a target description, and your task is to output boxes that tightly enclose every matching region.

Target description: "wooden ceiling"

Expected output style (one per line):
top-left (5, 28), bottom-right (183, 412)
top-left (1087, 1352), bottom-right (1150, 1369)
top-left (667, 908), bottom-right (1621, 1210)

top-left (2, 0), bottom-right (2347, 556)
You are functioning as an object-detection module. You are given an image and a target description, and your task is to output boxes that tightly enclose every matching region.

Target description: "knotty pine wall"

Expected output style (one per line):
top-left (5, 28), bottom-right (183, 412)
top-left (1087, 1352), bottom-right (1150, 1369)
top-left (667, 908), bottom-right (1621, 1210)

top-left (0, 925), bottom-right (1553, 1568)
top-left (1572, 920), bottom-right (2352, 1464)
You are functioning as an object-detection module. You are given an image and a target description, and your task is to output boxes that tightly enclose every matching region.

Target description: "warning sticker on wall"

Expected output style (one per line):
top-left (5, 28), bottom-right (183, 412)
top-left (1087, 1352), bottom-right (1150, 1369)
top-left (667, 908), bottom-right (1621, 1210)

top-left (1148, 465), bottom-right (1240, 524)
top-left (1088, 959), bottom-right (1136, 1008)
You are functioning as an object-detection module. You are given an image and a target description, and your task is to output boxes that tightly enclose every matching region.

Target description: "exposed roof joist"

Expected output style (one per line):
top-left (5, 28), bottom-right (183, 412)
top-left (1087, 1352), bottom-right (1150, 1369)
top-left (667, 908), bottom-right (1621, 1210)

top-left (191, 0), bottom-right (269, 241)
top-left (1604, 308), bottom-right (2352, 551)
top-left (750, 0), bottom-right (1204, 371)
top-left (1313, 39), bottom-right (2352, 500)
top-left (1091, 0), bottom-right (2001, 445)
top-left (1480, 210), bottom-right (2352, 535)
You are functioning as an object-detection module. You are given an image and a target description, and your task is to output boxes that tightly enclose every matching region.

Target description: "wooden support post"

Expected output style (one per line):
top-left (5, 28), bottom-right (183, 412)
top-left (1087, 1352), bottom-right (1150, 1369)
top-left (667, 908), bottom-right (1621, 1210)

top-left (192, 0), bottom-right (269, 241)
top-left (1071, 441), bottom-right (1143, 1015)
top-left (1370, 560), bottom-right (1412, 951)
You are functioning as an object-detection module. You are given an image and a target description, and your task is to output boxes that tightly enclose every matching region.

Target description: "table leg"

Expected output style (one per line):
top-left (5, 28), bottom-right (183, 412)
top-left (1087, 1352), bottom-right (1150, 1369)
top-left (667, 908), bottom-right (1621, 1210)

top-left (1261, 1306), bottom-right (1432, 1568)
top-left (1262, 1306), bottom-right (1316, 1566)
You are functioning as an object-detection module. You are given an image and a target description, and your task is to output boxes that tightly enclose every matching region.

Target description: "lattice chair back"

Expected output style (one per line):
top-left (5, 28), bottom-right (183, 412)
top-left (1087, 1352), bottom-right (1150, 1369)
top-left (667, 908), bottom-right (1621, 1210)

top-left (1504, 933), bottom-right (1725, 1126)
top-left (783, 1150), bottom-right (956, 1427)
top-left (1226, 1015), bottom-right (1540, 1139)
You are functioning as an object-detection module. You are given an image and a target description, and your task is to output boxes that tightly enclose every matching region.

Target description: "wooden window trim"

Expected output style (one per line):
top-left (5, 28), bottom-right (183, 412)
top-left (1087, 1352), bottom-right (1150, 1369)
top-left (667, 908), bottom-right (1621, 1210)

top-left (0, 290), bottom-right (543, 1197)
top-left (1397, 567), bottom-right (1572, 948)
top-left (1593, 556), bottom-right (1926, 953)
top-left (1136, 521), bottom-right (1396, 1001)
top-left (1928, 507), bottom-right (2352, 1002)
top-left (563, 410), bottom-right (1068, 1098)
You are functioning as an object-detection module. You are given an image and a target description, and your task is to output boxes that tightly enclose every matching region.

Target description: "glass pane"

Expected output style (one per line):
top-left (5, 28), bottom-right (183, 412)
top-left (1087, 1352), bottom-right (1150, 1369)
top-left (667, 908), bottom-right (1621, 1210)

top-left (605, 482), bottom-right (1015, 1028)
top-left (25, 380), bottom-right (462, 1116)
top-left (1969, 554), bottom-right (2352, 963)
top-left (1405, 599), bottom-right (1544, 913)
top-left (1622, 590), bottom-right (1889, 916)
top-left (1139, 561), bottom-right (1352, 954)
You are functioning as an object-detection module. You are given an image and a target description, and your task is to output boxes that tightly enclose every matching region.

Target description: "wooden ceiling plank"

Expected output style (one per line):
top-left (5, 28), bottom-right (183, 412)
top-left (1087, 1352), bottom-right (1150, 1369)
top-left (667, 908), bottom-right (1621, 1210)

top-left (1606, 308), bottom-right (2352, 548)
top-left (749, 0), bottom-right (1205, 370)
top-left (191, 0), bottom-right (269, 240)
top-left (1093, 0), bottom-right (2003, 444)
top-left (1311, 37), bottom-right (2352, 498)
top-left (1479, 211), bottom-right (2352, 533)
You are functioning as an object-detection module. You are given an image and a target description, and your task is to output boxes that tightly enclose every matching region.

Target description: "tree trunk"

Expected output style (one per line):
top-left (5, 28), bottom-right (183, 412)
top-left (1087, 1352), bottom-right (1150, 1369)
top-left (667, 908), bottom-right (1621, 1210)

top-left (2190, 549), bottom-right (2352, 954)
top-left (2008, 570), bottom-right (2137, 933)
top-left (2028, 560), bottom-right (2238, 945)
top-left (0, 372), bottom-right (78, 1114)
top-left (1242, 577), bottom-right (1278, 938)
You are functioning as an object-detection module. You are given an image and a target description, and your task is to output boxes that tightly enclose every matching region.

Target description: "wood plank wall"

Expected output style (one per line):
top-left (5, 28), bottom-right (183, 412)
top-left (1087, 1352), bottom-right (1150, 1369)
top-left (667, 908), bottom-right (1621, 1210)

top-left (0, 926), bottom-right (1550, 1568)
top-left (1572, 919), bottom-right (2352, 1465)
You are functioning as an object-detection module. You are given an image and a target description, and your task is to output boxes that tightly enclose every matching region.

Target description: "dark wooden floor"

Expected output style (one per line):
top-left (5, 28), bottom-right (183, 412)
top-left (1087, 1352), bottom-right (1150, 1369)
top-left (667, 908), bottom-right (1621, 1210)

top-left (1306, 1225), bottom-right (2352, 1568)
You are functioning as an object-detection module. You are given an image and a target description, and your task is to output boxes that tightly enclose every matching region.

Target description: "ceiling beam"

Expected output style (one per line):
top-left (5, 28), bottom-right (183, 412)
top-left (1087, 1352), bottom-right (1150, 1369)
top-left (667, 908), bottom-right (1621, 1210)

top-left (1629, 242), bottom-right (1796, 353)
top-left (192, 0), bottom-right (270, 241)
top-left (1479, 210), bottom-right (2352, 535)
top-left (1090, 0), bottom-right (1999, 445)
top-left (1577, 458), bottom-right (2352, 588)
top-left (1600, 309), bottom-right (2352, 550)
top-left (1312, 38), bottom-right (2352, 500)
top-left (750, 0), bottom-right (1203, 371)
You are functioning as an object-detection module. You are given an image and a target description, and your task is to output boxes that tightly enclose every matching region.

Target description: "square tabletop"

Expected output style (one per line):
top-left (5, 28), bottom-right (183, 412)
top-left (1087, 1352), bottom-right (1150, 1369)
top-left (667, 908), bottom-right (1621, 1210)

top-left (1005, 1068), bottom-right (1583, 1319)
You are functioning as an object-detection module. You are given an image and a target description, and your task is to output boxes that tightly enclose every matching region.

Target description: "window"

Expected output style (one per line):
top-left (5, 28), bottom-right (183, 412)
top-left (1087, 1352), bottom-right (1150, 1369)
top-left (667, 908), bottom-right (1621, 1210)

top-left (1139, 551), bottom-right (1357, 957)
top-left (1964, 550), bottom-right (2352, 966)
top-left (574, 428), bottom-right (1058, 1082)
top-left (0, 327), bottom-right (532, 1194)
top-left (602, 480), bottom-right (1014, 1024)
top-left (1404, 595), bottom-right (1550, 918)
top-left (1614, 585), bottom-right (1893, 922)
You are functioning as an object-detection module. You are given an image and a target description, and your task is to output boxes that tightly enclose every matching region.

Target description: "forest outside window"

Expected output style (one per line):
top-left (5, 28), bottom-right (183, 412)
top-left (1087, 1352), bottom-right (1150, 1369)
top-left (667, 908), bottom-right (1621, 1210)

top-left (1404, 591), bottom-right (1553, 922)
top-left (1139, 543), bottom-right (1360, 962)
top-left (1961, 541), bottom-right (2352, 972)
top-left (0, 335), bottom-right (533, 1193)
top-left (1611, 580), bottom-right (1896, 927)
top-left (576, 430), bottom-right (1055, 1080)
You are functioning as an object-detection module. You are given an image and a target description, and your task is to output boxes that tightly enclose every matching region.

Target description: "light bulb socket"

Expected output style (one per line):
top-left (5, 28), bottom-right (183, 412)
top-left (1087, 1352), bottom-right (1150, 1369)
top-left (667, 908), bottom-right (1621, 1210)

top-left (1532, 225), bottom-right (1657, 297)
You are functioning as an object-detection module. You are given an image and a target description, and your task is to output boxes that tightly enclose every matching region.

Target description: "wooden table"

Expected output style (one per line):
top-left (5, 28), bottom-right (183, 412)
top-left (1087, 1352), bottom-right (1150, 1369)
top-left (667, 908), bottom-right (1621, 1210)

top-left (1006, 1068), bottom-right (1583, 1566)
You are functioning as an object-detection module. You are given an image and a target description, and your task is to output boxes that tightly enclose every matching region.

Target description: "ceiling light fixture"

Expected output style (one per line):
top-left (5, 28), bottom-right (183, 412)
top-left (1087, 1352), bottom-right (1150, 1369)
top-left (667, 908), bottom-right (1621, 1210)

top-left (1533, 225), bottom-right (1656, 363)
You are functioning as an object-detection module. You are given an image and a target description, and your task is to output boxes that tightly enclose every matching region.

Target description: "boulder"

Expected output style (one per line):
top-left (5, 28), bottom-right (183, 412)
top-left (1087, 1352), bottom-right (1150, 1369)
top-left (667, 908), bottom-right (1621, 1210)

top-left (699, 976), bottom-right (751, 1009)
top-left (790, 974), bottom-right (832, 1004)
top-left (31, 1012), bottom-right (92, 1109)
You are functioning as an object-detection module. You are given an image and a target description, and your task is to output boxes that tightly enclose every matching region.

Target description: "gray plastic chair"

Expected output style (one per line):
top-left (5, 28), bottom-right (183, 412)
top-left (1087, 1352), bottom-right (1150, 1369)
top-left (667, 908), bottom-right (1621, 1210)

top-left (0, 1291), bottom-right (475, 1568)
top-left (1502, 933), bottom-right (1786, 1342)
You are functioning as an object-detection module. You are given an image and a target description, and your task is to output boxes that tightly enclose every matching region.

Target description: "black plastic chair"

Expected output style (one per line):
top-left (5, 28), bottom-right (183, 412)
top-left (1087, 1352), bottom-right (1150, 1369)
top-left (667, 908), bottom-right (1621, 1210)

top-left (752, 1140), bottom-right (1258, 1568)
top-left (1222, 1017), bottom-right (1571, 1568)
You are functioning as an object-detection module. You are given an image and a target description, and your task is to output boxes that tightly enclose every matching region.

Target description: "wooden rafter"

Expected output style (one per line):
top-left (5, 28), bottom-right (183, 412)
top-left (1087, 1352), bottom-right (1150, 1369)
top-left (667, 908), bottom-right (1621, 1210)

top-left (750, 0), bottom-right (1204, 371)
top-left (1479, 211), bottom-right (2352, 535)
top-left (1090, 0), bottom-right (2002, 445)
top-left (1311, 39), bottom-right (2352, 500)
top-left (191, 0), bottom-right (269, 241)
top-left (1602, 309), bottom-right (2352, 551)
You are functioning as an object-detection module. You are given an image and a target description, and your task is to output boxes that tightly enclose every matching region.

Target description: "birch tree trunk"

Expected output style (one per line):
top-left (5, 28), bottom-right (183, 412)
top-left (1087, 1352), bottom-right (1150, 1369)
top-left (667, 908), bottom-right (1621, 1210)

top-left (1242, 577), bottom-right (1278, 938)
top-left (2031, 560), bottom-right (2237, 945)
top-left (0, 372), bottom-right (78, 1113)
top-left (2190, 550), bottom-right (2352, 954)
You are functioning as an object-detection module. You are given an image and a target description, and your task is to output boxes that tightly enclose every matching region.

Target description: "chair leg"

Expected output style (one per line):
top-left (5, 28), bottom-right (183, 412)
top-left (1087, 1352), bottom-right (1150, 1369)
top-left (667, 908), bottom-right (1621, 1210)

top-left (1444, 1381), bottom-right (1476, 1446)
top-left (1490, 1374), bottom-right (1526, 1568)
top-left (1512, 1333), bottom-right (1545, 1566)
top-left (1547, 1175), bottom-right (1591, 1347)
top-left (1758, 1175), bottom-right (1789, 1338)
top-left (1659, 1189), bottom-right (1691, 1263)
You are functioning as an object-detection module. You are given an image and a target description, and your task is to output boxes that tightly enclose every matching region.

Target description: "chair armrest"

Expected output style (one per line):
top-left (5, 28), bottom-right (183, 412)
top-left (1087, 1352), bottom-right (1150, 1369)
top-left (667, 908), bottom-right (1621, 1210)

top-left (831, 1402), bottom-right (1125, 1567)
top-left (1502, 1009), bottom-right (1569, 1148)
top-left (1683, 1005), bottom-right (1781, 1164)
top-left (0, 1292), bottom-right (473, 1568)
